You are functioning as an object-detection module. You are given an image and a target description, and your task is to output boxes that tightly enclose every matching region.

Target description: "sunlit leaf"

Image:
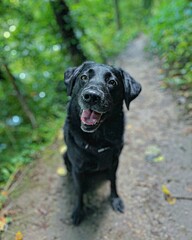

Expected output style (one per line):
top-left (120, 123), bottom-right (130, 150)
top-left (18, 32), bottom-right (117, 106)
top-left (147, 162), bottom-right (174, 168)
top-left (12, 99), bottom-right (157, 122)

top-left (0, 216), bottom-right (12, 231)
top-left (162, 185), bottom-right (171, 195)
top-left (0, 217), bottom-right (6, 231)
top-left (162, 185), bottom-right (176, 205)
top-left (154, 155), bottom-right (165, 162)
top-left (57, 166), bottom-right (67, 176)
top-left (59, 146), bottom-right (67, 154)
top-left (15, 231), bottom-right (23, 240)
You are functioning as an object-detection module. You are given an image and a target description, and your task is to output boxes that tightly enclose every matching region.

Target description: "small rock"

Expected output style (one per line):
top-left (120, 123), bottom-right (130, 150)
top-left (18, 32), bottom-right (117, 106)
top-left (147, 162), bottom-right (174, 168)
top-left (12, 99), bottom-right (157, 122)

top-left (177, 96), bottom-right (186, 105)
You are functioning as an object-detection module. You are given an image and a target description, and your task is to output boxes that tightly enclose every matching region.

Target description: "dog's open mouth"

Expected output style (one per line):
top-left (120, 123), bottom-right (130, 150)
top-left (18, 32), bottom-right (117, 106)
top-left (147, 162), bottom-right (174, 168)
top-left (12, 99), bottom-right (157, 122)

top-left (80, 109), bottom-right (102, 132)
top-left (81, 109), bottom-right (102, 126)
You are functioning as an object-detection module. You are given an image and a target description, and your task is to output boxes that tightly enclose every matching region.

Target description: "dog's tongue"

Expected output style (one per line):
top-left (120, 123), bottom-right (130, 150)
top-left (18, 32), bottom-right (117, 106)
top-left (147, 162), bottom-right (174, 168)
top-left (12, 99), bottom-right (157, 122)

top-left (81, 110), bottom-right (102, 125)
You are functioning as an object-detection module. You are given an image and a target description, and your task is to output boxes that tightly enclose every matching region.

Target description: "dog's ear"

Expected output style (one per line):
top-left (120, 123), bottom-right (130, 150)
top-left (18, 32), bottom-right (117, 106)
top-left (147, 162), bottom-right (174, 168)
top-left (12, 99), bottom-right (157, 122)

top-left (64, 61), bottom-right (95, 96)
top-left (120, 69), bottom-right (142, 110)
top-left (64, 67), bottom-right (77, 96)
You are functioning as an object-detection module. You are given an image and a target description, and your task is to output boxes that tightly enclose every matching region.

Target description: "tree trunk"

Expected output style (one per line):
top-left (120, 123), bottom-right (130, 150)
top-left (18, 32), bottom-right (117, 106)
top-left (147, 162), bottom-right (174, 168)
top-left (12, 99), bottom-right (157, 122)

top-left (114, 0), bottom-right (121, 30)
top-left (0, 69), bottom-right (6, 81)
top-left (143, 0), bottom-right (153, 9)
top-left (50, 0), bottom-right (87, 65)
top-left (2, 64), bottom-right (37, 129)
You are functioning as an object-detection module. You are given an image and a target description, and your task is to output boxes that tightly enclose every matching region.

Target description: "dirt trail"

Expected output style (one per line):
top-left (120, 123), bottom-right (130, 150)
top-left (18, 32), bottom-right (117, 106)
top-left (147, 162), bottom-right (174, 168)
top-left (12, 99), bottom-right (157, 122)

top-left (2, 35), bottom-right (192, 240)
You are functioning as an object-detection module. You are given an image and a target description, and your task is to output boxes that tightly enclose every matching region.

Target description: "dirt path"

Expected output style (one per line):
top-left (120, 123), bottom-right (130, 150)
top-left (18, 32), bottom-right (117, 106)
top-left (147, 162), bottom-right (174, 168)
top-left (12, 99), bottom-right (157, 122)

top-left (2, 35), bottom-right (192, 240)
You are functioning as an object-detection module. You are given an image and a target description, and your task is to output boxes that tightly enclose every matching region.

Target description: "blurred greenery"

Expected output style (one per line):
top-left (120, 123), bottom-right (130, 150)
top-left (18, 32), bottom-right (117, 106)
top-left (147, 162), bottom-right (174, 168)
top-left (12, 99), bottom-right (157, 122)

top-left (0, 0), bottom-right (68, 187)
top-left (0, 0), bottom-right (191, 191)
top-left (149, 0), bottom-right (192, 90)
top-left (66, 0), bottom-right (145, 61)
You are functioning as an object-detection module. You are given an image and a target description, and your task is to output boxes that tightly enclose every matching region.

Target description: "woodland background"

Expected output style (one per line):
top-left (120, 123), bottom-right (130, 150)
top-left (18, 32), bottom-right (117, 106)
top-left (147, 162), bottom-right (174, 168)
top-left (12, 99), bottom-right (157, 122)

top-left (0, 0), bottom-right (191, 195)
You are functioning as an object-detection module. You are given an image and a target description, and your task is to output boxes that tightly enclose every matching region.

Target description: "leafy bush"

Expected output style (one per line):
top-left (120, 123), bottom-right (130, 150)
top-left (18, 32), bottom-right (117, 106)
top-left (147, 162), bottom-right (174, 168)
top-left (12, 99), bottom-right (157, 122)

top-left (149, 0), bottom-right (192, 89)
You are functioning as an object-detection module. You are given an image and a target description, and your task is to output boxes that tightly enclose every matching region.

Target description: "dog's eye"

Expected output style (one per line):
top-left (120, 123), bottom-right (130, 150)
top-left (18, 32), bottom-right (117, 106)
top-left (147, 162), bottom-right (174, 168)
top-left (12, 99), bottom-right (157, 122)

top-left (108, 79), bottom-right (117, 86)
top-left (81, 75), bottom-right (88, 81)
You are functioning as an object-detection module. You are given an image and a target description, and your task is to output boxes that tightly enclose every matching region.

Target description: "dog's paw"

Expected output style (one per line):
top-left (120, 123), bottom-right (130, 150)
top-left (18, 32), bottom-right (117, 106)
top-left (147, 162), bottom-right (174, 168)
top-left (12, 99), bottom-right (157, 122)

top-left (111, 197), bottom-right (124, 213)
top-left (72, 207), bottom-right (84, 226)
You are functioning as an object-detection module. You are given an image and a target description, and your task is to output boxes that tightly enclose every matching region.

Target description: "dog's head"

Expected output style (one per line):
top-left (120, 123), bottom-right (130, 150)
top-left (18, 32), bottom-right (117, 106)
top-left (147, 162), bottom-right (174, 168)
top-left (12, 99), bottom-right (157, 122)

top-left (64, 61), bottom-right (141, 133)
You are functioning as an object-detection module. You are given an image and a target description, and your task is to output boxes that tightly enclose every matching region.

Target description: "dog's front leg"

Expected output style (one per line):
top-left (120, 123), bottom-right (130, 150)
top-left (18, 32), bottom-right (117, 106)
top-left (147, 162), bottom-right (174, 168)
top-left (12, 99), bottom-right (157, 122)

top-left (72, 169), bottom-right (84, 225)
top-left (109, 160), bottom-right (124, 213)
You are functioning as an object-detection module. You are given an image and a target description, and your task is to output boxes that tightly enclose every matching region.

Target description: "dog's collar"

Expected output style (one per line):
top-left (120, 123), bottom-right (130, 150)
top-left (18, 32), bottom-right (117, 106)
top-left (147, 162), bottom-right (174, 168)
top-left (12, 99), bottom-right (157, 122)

top-left (70, 131), bottom-right (112, 153)
top-left (84, 144), bottom-right (111, 153)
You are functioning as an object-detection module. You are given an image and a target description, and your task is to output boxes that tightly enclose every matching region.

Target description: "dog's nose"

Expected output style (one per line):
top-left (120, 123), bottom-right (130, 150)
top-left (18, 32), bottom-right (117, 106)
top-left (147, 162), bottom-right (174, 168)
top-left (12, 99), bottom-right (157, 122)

top-left (82, 90), bottom-right (101, 104)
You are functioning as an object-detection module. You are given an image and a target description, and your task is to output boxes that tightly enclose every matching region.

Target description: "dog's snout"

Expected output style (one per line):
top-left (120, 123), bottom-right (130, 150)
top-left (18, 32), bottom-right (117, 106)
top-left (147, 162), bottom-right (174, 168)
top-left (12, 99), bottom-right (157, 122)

top-left (82, 90), bottom-right (101, 104)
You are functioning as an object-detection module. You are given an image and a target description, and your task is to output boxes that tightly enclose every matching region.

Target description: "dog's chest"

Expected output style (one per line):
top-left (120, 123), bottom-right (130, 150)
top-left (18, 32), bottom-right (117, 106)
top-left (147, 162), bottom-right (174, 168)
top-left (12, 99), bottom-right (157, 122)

top-left (83, 145), bottom-right (114, 171)
top-left (68, 134), bottom-right (120, 172)
top-left (80, 139), bottom-right (114, 170)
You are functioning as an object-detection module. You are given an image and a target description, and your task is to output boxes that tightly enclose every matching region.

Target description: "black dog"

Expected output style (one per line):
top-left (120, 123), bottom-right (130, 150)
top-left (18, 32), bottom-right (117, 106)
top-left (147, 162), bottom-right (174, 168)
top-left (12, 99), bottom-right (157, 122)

top-left (63, 61), bottom-right (141, 225)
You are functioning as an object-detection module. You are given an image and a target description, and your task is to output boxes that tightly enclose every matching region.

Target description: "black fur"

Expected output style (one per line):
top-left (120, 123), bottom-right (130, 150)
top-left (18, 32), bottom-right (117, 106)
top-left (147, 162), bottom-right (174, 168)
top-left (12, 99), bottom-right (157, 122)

top-left (63, 61), bottom-right (141, 225)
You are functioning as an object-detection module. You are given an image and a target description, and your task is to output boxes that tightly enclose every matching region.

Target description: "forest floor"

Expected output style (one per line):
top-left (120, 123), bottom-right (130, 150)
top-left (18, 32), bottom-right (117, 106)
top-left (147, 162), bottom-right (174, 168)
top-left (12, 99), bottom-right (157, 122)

top-left (1, 35), bottom-right (192, 240)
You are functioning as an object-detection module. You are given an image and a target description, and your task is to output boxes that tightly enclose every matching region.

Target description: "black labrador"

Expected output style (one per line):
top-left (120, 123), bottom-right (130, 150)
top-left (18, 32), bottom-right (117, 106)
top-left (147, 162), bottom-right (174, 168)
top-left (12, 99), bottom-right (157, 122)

top-left (63, 61), bottom-right (141, 225)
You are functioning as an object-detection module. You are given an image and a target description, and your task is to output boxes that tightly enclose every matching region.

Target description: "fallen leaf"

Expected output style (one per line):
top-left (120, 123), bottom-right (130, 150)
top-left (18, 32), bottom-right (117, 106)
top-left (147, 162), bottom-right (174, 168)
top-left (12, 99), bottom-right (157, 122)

top-left (0, 217), bottom-right (6, 231)
top-left (162, 185), bottom-right (170, 195)
top-left (57, 166), bottom-right (67, 176)
top-left (162, 185), bottom-right (176, 205)
top-left (15, 231), bottom-right (23, 240)
top-left (59, 145), bottom-right (67, 154)
top-left (5, 217), bottom-right (12, 224)
top-left (145, 145), bottom-right (161, 156)
top-left (0, 216), bottom-right (12, 231)
top-left (1, 191), bottom-right (8, 197)
top-left (158, 69), bottom-right (164, 74)
top-left (166, 195), bottom-right (176, 205)
top-left (126, 124), bottom-right (132, 130)
top-left (154, 155), bottom-right (165, 162)
top-left (145, 145), bottom-right (165, 162)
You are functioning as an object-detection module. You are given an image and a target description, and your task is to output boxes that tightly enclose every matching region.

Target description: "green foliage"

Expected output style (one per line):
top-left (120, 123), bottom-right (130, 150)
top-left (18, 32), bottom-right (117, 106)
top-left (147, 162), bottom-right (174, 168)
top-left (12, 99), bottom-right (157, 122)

top-left (149, 0), bottom-right (192, 89)
top-left (67, 0), bottom-right (145, 61)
